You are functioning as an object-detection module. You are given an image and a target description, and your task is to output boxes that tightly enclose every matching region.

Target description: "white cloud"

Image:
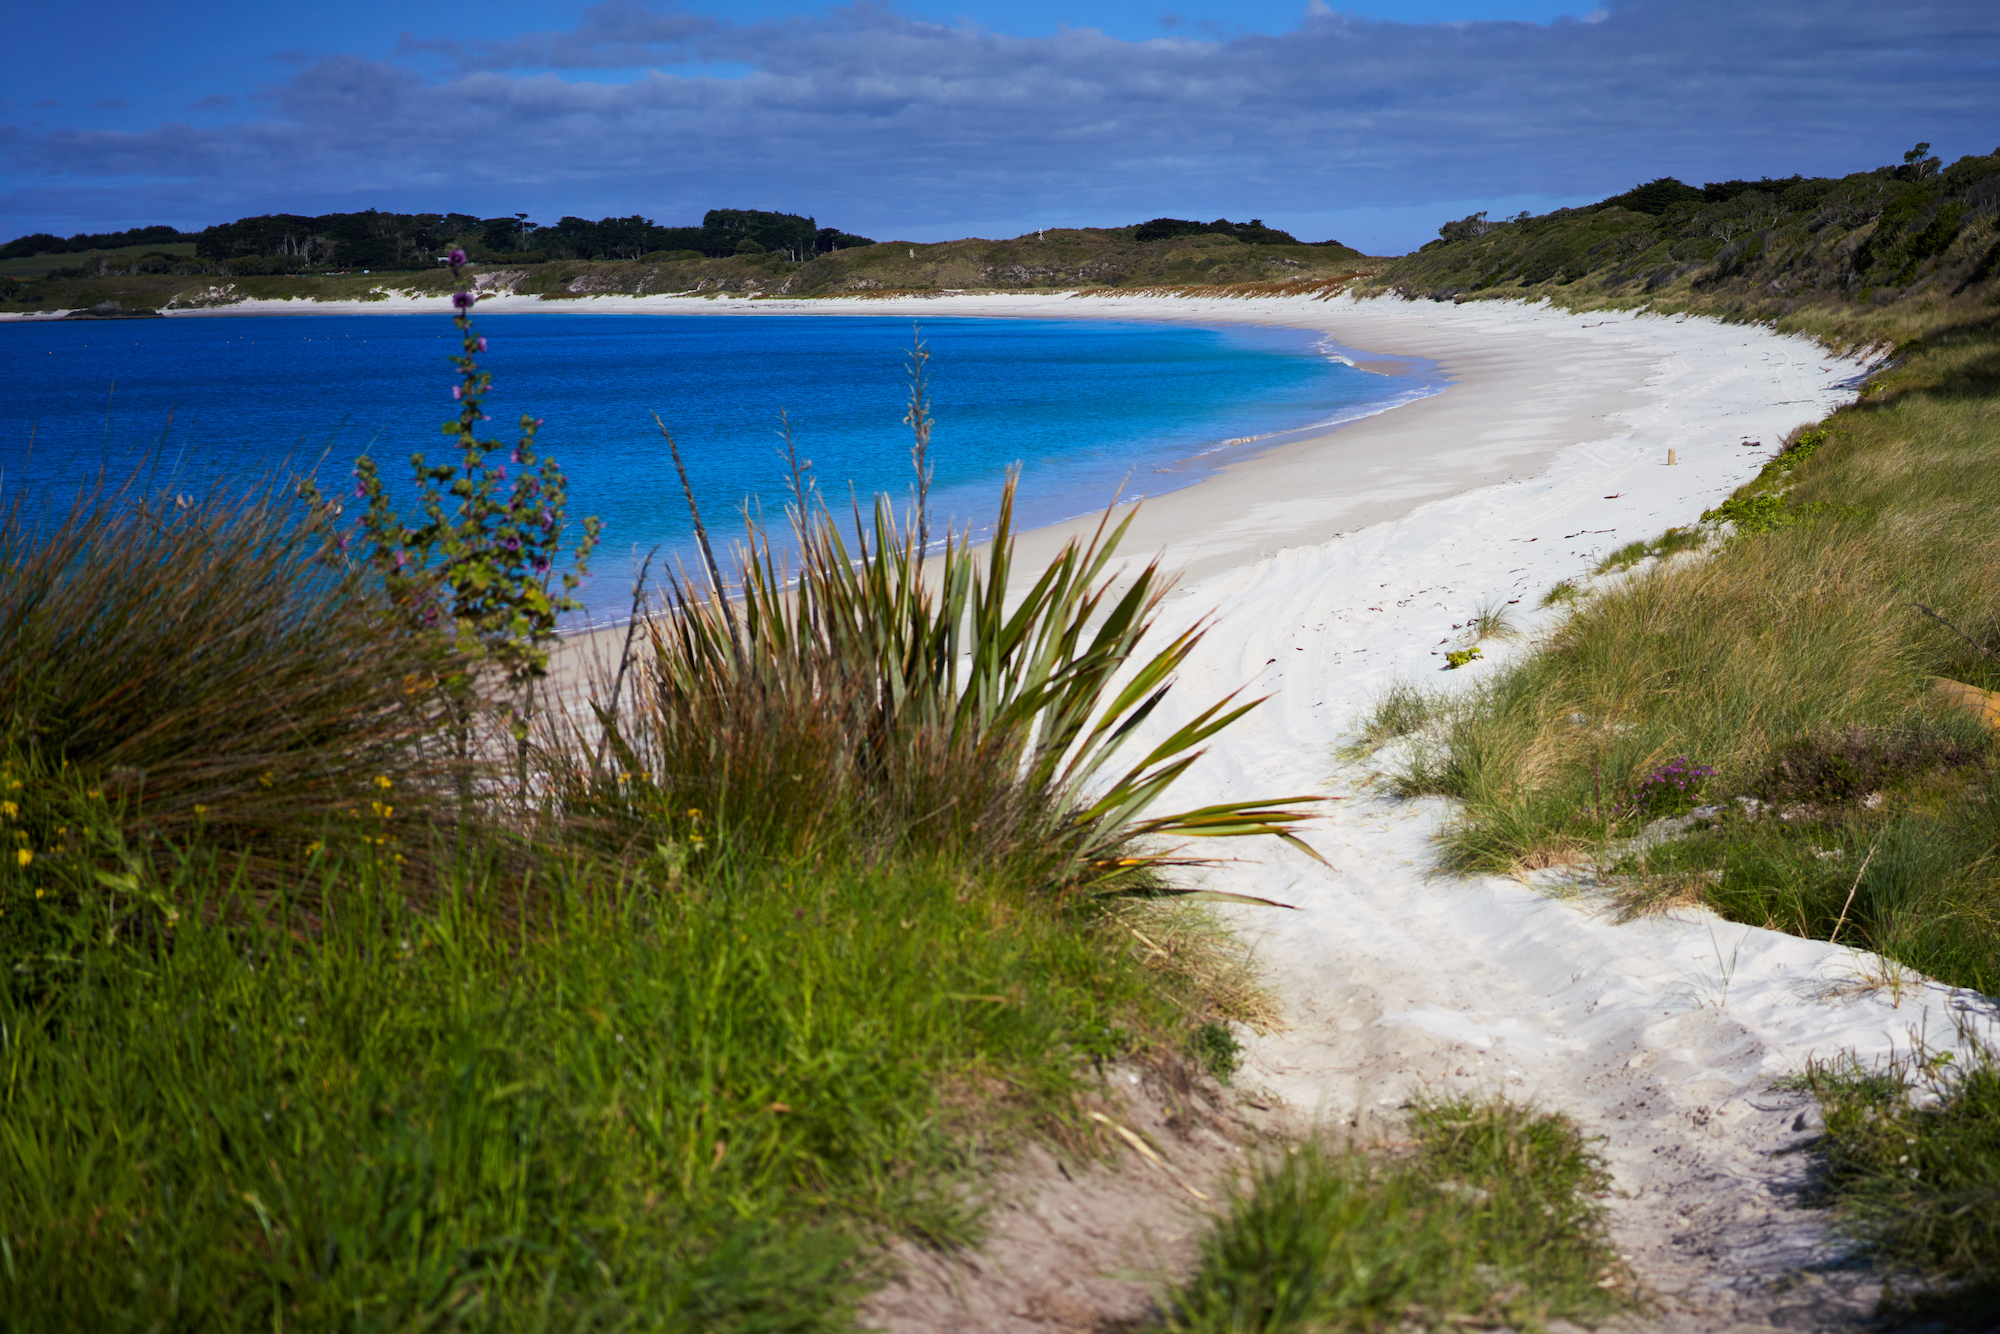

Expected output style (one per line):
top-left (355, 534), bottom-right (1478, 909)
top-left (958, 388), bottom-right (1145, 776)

top-left (4, 0), bottom-right (1995, 249)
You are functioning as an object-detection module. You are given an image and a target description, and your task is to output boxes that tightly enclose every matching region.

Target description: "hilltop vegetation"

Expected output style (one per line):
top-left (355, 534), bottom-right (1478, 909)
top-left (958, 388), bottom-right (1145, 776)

top-left (1370, 142), bottom-right (2000, 328)
top-left (0, 221), bottom-right (1369, 312)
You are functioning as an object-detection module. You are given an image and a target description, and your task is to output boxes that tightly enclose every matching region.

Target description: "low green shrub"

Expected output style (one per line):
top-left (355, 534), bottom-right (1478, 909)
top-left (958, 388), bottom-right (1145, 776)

top-left (1793, 1031), bottom-right (2000, 1325)
top-left (1165, 1098), bottom-right (1628, 1332)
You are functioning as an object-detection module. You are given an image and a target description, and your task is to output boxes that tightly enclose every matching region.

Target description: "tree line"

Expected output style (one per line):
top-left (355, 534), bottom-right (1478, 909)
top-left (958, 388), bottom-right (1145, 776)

top-left (0, 224), bottom-right (187, 262)
top-left (1, 209), bottom-right (876, 270)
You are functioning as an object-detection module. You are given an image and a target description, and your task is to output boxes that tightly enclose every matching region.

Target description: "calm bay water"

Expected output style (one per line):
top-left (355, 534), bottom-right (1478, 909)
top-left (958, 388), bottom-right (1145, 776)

top-left (0, 311), bottom-right (1428, 619)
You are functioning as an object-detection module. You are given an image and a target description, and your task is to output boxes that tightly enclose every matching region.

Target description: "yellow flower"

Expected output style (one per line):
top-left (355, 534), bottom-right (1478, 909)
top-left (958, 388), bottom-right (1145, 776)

top-left (87, 788), bottom-right (103, 800)
top-left (371, 801), bottom-right (394, 819)
top-left (193, 805), bottom-right (208, 817)
top-left (305, 841), bottom-right (323, 856)
top-left (16, 849), bottom-right (31, 868)
top-left (0, 801), bottom-right (16, 819)
top-left (373, 775), bottom-right (393, 790)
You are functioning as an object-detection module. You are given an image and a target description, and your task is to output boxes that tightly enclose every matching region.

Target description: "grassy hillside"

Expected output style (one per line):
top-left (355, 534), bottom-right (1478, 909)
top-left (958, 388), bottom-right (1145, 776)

top-left (1366, 147), bottom-right (2000, 337)
top-left (0, 228), bottom-right (1371, 313)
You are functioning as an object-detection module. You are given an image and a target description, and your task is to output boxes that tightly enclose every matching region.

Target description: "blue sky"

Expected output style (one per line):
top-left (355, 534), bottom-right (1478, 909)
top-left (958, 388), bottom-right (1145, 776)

top-left (2, 0), bottom-right (1995, 253)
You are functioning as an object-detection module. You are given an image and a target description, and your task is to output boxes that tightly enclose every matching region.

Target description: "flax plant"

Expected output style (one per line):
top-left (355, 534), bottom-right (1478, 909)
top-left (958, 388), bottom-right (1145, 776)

top-left (575, 393), bottom-right (1321, 891)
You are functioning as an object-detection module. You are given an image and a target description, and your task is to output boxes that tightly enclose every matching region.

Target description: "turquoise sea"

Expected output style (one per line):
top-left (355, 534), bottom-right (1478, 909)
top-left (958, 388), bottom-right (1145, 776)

top-left (0, 311), bottom-right (1437, 620)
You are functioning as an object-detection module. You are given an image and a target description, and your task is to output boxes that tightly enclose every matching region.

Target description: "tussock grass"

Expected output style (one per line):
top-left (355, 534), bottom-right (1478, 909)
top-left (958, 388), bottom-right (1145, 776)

top-left (1469, 597), bottom-right (1522, 641)
top-left (1399, 317), bottom-right (2000, 991)
top-left (1339, 680), bottom-right (1444, 758)
top-left (0, 471), bottom-right (472, 900)
top-left (560, 452), bottom-right (1320, 892)
top-left (1165, 1098), bottom-right (1629, 1331)
top-left (1792, 1029), bottom-right (2000, 1326)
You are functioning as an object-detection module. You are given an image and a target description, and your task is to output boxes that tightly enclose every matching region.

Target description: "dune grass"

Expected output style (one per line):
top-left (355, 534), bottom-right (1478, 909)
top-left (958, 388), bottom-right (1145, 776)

top-left (1790, 1030), bottom-right (2000, 1327)
top-left (1163, 1098), bottom-right (1630, 1332)
top-left (1371, 314), bottom-right (2000, 992)
top-left (1, 836), bottom-right (1239, 1332)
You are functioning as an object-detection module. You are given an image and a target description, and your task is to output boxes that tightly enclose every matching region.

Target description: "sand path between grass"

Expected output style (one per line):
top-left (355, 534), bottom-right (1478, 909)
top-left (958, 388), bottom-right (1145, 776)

top-left (533, 288), bottom-right (1998, 1329)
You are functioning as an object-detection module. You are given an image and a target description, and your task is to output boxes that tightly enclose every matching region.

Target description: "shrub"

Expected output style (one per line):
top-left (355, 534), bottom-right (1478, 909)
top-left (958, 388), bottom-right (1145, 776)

top-left (0, 470), bottom-right (462, 890)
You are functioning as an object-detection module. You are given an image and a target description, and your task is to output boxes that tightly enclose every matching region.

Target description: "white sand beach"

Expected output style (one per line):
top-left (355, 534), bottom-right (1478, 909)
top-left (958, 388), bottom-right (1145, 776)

top-left (65, 285), bottom-right (1997, 1323)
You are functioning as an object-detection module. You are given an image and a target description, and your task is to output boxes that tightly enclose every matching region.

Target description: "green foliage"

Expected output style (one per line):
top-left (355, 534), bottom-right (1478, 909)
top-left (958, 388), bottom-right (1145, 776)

top-left (1445, 647), bottom-right (1483, 670)
top-left (1794, 1030), bottom-right (2000, 1323)
top-left (0, 836), bottom-right (1206, 1331)
top-left (308, 259), bottom-right (601, 743)
top-left (1597, 176), bottom-right (1707, 215)
top-left (1165, 1098), bottom-right (1628, 1332)
top-left (1188, 1020), bottom-right (1242, 1083)
top-left (1540, 578), bottom-right (1583, 607)
top-left (584, 438), bottom-right (1322, 888)
top-left (1134, 217), bottom-right (1304, 245)
top-left (1378, 149), bottom-right (2000, 307)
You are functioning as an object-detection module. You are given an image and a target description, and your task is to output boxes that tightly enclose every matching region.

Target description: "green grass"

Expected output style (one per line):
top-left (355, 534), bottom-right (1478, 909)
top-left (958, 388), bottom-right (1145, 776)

top-left (0, 838), bottom-right (1222, 1331)
top-left (1163, 1098), bottom-right (1630, 1332)
top-left (1383, 316), bottom-right (2000, 988)
top-left (1791, 1031), bottom-right (2000, 1327)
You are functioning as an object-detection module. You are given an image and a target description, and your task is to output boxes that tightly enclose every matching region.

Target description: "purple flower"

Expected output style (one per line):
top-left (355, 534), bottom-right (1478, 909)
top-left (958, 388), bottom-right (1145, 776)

top-left (494, 466), bottom-right (507, 481)
top-left (452, 291), bottom-right (475, 311)
top-left (447, 248), bottom-right (467, 268)
top-left (451, 384), bottom-right (462, 400)
top-left (477, 337), bottom-right (488, 352)
top-left (509, 447), bottom-right (522, 465)
top-left (353, 477), bottom-right (366, 498)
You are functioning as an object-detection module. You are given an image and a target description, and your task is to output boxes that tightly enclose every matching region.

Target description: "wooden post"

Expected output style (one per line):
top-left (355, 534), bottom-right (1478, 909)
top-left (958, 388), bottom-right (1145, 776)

top-left (1667, 448), bottom-right (1677, 465)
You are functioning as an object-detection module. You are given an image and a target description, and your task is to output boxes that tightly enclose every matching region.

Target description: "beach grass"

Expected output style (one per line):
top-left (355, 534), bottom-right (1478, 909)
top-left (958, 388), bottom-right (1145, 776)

top-left (1163, 1097), bottom-right (1630, 1332)
top-left (1375, 314), bottom-right (2000, 994)
top-left (1789, 1029), bottom-right (2000, 1325)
